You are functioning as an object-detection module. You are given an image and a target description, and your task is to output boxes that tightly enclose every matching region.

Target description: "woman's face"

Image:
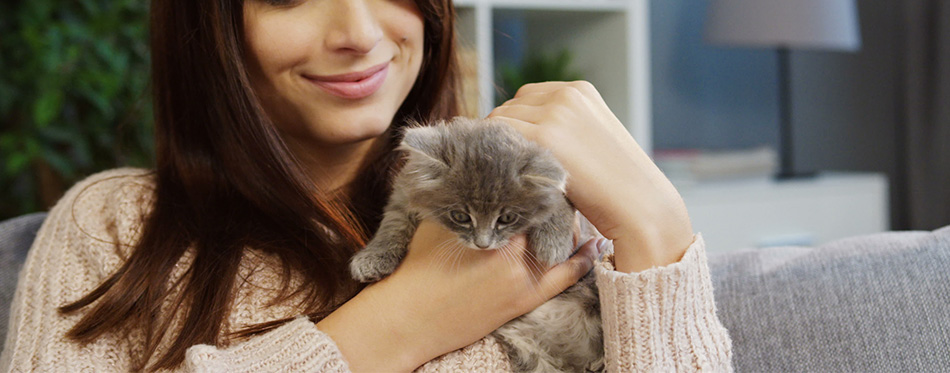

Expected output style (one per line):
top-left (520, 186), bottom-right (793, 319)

top-left (244, 0), bottom-right (425, 149)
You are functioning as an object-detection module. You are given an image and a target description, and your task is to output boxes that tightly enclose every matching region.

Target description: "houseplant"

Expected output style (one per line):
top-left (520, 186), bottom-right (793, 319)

top-left (495, 49), bottom-right (583, 105)
top-left (0, 0), bottom-right (152, 220)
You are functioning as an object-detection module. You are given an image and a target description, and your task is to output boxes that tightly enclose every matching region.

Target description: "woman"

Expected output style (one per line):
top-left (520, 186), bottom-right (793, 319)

top-left (0, 0), bottom-right (732, 371)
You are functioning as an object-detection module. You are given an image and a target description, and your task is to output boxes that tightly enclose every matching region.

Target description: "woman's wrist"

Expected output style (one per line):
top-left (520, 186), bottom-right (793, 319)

top-left (607, 194), bottom-right (694, 273)
top-left (612, 228), bottom-right (693, 273)
top-left (316, 283), bottom-right (426, 372)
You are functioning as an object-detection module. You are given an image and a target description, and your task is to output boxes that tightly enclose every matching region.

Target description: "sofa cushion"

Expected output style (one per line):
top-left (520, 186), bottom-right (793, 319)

top-left (709, 226), bottom-right (950, 372)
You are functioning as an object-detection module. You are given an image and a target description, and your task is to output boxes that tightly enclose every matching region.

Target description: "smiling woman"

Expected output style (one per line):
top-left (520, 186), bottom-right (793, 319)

top-left (0, 0), bottom-right (732, 371)
top-left (243, 0), bottom-right (423, 146)
top-left (306, 62), bottom-right (391, 100)
top-left (242, 0), bottom-right (435, 192)
top-left (2, 0), bottom-right (461, 370)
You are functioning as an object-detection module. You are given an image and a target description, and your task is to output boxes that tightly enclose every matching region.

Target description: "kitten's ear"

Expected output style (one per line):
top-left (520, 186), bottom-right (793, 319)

top-left (522, 174), bottom-right (568, 194)
top-left (399, 125), bottom-right (448, 167)
top-left (521, 156), bottom-right (568, 194)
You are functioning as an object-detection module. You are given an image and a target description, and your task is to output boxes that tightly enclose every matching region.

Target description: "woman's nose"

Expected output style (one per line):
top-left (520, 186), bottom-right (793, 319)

top-left (324, 0), bottom-right (384, 54)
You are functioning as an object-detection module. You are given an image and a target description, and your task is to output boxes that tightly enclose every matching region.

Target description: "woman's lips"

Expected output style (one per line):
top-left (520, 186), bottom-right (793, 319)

top-left (305, 63), bottom-right (389, 100)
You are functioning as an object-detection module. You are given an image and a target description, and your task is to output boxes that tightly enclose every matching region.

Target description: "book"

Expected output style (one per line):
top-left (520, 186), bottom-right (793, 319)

top-left (654, 146), bottom-right (779, 183)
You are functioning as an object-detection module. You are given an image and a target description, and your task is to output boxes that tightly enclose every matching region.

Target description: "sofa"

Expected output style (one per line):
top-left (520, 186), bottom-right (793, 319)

top-left (2, 213), bottom-right (948, 371)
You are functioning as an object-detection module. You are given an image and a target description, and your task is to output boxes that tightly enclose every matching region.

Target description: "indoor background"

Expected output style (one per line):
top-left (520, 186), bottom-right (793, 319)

top-left (2, 0), bottom-right (947, 252)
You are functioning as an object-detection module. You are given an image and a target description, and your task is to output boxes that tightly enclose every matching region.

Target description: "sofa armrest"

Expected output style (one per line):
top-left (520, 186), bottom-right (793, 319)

top-left (709, 226), bottom-right (950, 372)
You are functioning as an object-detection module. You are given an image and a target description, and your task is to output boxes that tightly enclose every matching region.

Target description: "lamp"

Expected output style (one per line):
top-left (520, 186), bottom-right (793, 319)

top-left (704, 0), bottom-right (861, 179)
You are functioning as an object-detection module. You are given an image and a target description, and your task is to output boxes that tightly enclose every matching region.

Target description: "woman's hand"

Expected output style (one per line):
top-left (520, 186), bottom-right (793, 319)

top-left (318, 220), bottom-right (605, 372)
top-left (489, 81), bottom-right (694, 273)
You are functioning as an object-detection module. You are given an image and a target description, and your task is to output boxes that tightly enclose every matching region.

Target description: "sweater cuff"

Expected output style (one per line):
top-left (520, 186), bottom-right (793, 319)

top-left (184, 316), bottom-right (349, 372)
top-left (594, 234), bottom-right (733, 372)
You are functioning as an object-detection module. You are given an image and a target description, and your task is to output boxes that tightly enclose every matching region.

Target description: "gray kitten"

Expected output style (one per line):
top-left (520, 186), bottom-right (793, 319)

top-left (349, 117), bottom-right (603, 372)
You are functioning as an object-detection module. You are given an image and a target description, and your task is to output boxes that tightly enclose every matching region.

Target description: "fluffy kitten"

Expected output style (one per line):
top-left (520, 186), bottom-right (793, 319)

top-left (349, 117), bottom-right (603, 372)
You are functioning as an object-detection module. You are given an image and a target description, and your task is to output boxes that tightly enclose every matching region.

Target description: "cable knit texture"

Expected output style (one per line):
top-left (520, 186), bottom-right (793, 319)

top-left (1, 169), bottom-right (732, 372)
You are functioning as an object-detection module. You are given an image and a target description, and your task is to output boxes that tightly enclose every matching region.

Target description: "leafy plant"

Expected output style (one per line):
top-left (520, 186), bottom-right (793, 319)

top-left (495, 48), bottom-right (583, 105)
top-left (0, 0), bottom-right (152, 220)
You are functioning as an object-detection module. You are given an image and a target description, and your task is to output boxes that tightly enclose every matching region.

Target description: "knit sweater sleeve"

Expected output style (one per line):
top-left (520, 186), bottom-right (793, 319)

top-left (594, 234), bottom-right (734, 372)
top-left (0, 169), bottom-right (351, 372)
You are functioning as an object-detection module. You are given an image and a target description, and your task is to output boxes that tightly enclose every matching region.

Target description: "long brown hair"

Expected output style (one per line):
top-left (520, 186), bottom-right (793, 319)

top-left (59, 0), bottom-right (460, 370)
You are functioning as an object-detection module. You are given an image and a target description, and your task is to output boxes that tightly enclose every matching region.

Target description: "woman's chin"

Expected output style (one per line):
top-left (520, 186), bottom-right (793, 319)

top-left (285, 118), bottom-right (390, 147)
top-left (320, 128), bottom-right (392, 149)
top-left (334, 126), bottom-right (391, 146)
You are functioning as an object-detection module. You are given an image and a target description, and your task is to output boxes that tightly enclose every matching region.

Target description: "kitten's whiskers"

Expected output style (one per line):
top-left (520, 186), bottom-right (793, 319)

top-left (497, 244), bottom-right (519, 276)
top-left (431, 238), bottom-right (454, 270)
top-left (453, 239), bottom-right (470, 275)
top-left (431, 237), bottom-right (465, 273)
top-left (507, 241), bottom-right (547, 303)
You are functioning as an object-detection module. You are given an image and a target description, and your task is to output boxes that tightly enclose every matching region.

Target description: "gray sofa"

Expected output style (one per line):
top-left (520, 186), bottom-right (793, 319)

top-left (2, 213), bottom-right (948, 371)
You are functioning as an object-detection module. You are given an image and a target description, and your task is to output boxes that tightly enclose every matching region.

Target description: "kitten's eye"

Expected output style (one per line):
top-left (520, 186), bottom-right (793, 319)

top-left (449, 210), bottom-right (472, 225)
top-left (497, 212), bottom-right (518, 225)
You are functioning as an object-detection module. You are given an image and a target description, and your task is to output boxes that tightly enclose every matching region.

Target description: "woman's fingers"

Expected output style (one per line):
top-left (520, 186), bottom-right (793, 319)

top-left (512, 81), bottom-right (601, 101)
top-left (489, 104), bottom-right (581, 148)
top-left (489, 82), bottom-right (624, 152)
top-left (493, 89), bottom-right (588, 122)
top-left (510, 81), bottom-right (559, 99)
top-left (533, 237), bottom-right (604, 302)
top-left (486, 114), bottom-right (541, 144)
top-left (407, 218), bottom-right (599, 309)
top-left (572, 212), bottom-right (582, 249)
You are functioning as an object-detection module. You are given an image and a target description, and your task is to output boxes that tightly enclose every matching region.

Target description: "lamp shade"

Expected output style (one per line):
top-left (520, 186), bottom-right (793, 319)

top-left (705, 0), bottom-right (861, 51)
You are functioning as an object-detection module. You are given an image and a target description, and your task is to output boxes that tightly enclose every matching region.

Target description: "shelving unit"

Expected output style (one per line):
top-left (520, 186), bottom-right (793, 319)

top-left (454, 0), bottom-right (653, 153)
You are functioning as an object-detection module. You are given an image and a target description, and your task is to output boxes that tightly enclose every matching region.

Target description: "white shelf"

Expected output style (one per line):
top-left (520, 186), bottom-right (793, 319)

top-left (678, 172), bottom-right (890, 252)
top-left (454, 0), bottom-right (653, 153)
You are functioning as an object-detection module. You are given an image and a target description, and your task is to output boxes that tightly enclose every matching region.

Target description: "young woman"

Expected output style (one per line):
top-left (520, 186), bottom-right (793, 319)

top-left (0, 0), bottom-right (732, 371)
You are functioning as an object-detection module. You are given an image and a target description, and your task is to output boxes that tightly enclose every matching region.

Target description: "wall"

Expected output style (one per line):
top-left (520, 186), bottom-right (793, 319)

top-left (792, 1), bottom-right (902, 228)
top-left (651, 0), bottom-right (904, 227)
top-left (651, 0), bottom-right (779, 150)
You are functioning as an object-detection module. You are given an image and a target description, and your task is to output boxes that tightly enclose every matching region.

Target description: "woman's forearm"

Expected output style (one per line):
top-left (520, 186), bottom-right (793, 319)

top-left (316, 282), bottom-right (426, 373)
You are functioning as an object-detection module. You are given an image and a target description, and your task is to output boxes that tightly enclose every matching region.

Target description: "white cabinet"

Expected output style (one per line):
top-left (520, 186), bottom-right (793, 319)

top-left (454, 0), bottom-right (653, 153)
top-left (678, 173), bottom-right (890, 252)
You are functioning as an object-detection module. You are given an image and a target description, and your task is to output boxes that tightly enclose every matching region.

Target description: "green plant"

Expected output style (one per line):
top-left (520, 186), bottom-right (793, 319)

top-left (0, 0), bottom-right (152, 220)
top-left (495, 48), bottom-right (584, 105)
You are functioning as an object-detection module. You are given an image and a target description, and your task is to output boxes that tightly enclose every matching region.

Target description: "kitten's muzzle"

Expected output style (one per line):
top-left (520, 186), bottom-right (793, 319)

top-left (475, 235), bottom-right (493, 249)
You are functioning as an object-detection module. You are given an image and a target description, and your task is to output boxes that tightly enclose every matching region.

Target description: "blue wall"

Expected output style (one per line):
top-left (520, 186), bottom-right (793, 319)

top-left (650, 0), bottom-right (780, 151)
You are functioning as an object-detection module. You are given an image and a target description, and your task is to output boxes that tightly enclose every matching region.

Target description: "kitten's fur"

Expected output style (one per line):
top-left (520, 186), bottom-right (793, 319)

top-left (350, 117), bottom-right (603, 372)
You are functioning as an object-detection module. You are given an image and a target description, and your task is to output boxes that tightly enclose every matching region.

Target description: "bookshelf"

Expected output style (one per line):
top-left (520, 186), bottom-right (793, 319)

top-left (454, 0), bottom-right (653, 153)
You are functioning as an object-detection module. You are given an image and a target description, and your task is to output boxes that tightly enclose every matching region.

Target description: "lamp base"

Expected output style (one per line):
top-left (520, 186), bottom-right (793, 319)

top-left (775, 170), bottom-right (818, 181)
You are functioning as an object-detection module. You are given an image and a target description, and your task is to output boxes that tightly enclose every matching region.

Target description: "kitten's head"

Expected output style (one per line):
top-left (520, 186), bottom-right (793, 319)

top-left (397, 117), bottom-right (568, 250)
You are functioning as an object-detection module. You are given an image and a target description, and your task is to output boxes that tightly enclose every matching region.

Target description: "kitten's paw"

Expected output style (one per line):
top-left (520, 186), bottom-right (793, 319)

top-left (349, 243), bottom-right (405, 283)
top-left (530, 230), bottom-right (574, 266)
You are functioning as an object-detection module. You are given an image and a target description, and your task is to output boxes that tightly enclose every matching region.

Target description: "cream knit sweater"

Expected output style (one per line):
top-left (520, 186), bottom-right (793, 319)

top-left (1, 168), bottom-right (732, 372)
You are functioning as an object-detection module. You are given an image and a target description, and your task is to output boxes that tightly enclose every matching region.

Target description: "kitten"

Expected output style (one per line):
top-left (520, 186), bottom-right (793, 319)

top-left (349, 117), bottom-right (603, 372)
